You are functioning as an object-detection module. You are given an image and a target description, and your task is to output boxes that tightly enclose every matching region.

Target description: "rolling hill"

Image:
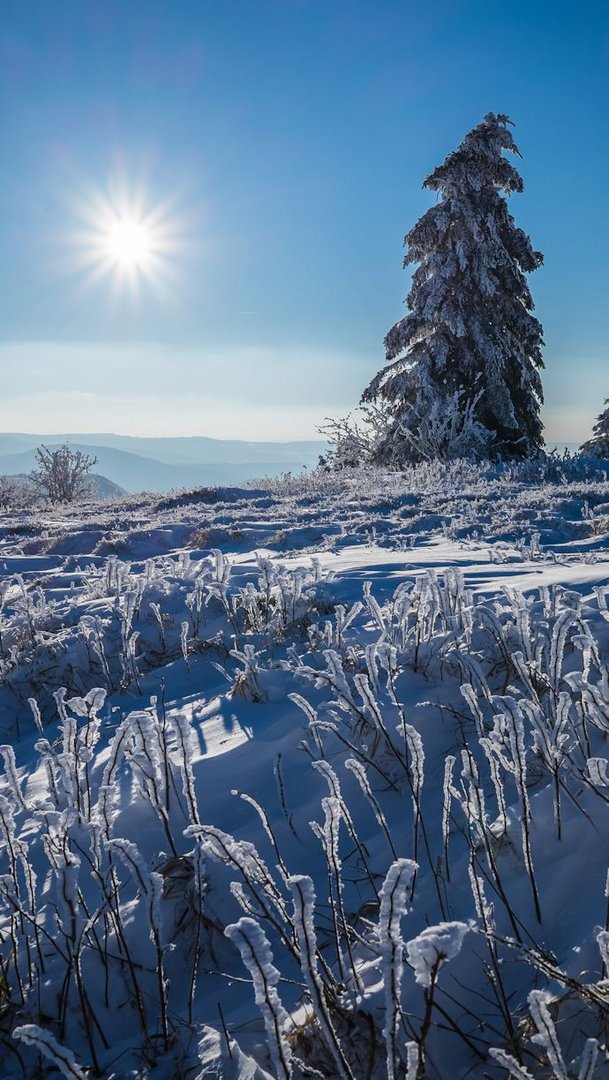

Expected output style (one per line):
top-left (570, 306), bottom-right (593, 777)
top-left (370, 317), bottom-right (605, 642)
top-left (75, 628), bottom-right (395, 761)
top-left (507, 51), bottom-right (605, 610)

top-left (0, 433), bottom-right (326, 493)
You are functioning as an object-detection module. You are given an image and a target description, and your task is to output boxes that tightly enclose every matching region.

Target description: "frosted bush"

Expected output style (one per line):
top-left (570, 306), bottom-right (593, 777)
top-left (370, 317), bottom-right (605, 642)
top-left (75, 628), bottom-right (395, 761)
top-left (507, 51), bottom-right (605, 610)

top-left (405, 922), bottom-right (471, 987)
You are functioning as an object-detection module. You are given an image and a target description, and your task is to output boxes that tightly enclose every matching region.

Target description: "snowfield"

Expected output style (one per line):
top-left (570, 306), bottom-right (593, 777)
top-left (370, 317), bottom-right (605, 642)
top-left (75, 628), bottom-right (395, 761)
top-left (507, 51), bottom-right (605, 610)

top-left (2, 463), bottom-right (609, 1079)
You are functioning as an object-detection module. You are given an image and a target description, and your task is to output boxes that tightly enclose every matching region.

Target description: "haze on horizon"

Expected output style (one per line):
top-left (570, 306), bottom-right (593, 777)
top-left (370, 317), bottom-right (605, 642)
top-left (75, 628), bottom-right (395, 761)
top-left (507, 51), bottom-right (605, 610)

top-left (1, 0), bottom-right (607, 444)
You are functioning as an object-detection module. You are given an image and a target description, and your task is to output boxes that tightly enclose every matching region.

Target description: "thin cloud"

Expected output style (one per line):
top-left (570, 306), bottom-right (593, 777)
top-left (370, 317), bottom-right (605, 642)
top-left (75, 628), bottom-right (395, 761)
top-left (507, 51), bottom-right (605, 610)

top-left (0, 339), bottom-right (370, 438)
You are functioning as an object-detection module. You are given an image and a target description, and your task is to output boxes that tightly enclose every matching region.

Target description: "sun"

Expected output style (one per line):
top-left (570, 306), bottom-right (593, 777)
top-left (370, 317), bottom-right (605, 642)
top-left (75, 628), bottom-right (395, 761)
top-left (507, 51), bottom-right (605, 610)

top-left (105, 218), bottom-right (153, 267)
top-left (64, 170), bottom-right (193, 301)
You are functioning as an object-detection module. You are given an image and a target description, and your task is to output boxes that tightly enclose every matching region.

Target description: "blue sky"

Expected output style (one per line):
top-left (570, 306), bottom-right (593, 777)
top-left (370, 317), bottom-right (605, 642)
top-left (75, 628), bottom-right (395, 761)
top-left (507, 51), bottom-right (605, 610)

top-left (0, 0), bottom-right (607, 440)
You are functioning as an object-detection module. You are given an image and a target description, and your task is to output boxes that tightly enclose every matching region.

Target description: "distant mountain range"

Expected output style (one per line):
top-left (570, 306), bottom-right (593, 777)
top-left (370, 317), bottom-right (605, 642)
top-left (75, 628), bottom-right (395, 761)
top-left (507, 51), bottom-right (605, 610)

top-left (8, 471), bottom-right (126, 502)
top-left (0, 433), bottom-right (326, 494)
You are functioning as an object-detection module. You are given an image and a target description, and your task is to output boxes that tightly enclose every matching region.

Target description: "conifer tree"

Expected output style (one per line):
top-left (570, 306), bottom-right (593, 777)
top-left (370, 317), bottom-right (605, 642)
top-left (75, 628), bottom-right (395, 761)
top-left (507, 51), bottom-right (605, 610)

top-left (363, 113), bottom-right (545, 461)
top-left (580, 400), bottom-right (609, 457)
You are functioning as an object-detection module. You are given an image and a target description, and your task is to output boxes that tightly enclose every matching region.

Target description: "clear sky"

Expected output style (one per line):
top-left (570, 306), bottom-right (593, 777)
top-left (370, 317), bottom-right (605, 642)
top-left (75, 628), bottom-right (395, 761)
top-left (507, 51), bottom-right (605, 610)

top-left (1, 0), bottom-right (607, 441)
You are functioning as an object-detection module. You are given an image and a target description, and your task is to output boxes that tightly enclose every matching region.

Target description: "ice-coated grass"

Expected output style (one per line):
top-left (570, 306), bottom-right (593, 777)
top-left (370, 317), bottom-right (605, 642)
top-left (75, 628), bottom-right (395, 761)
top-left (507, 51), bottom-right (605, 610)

top-left (2, 465), bottom-right (609, 1076)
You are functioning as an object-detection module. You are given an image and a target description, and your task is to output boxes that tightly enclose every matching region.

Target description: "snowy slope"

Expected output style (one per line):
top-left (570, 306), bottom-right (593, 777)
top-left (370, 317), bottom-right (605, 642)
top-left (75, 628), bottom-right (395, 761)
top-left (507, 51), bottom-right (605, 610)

top-left (2, 464), bottom-right (609, 1078)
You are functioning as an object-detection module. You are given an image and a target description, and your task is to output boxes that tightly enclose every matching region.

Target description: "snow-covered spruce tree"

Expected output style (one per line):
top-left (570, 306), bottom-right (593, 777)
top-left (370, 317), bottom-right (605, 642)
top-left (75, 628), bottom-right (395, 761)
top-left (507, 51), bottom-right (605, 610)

top-left (363, 113), bottom-right (545, 461)
top-left (580, 400), bottom-right (609, 458)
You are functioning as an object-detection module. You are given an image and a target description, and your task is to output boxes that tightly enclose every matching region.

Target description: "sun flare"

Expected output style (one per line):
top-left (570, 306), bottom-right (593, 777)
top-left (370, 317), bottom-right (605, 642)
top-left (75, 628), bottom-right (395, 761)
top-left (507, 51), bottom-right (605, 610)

top-left (105, 218), bottom-right (153, 267)
top-left (66, 172), bottom-right (191, 300)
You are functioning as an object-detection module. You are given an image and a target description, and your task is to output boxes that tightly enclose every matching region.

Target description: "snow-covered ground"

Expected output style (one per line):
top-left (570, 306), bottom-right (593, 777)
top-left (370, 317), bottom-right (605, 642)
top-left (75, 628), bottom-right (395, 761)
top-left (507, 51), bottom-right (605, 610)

top-left (2, 464), bottom-right (609, 1078)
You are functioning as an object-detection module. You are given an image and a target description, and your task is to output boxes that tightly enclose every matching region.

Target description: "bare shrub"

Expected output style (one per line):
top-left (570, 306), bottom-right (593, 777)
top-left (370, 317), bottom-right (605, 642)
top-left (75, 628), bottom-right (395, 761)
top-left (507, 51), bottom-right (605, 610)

top-left (0, 475), bottom-right (26, 510)
top-left (29, 444), bottom-right (98, 504)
